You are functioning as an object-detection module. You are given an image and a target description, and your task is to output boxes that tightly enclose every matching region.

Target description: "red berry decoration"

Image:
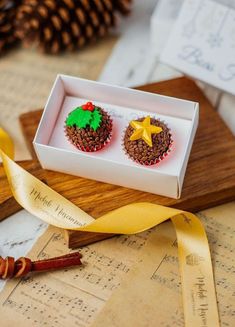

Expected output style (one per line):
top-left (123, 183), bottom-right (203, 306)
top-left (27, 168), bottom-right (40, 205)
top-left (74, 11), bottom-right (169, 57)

top-left (82, 101), bottom-right (95, 111)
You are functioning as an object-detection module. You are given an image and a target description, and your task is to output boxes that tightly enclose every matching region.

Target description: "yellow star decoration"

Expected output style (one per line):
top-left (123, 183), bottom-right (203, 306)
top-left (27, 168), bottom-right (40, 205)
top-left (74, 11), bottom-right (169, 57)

top-left (130, 116), bottom-right (163, 147)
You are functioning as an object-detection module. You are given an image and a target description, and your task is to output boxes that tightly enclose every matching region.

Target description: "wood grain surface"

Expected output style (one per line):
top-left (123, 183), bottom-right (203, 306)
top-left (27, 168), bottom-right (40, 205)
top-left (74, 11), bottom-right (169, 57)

top-left (1, 77), bottom-right (235, 248)
top-left (0, 160), bottom-right (45, 222)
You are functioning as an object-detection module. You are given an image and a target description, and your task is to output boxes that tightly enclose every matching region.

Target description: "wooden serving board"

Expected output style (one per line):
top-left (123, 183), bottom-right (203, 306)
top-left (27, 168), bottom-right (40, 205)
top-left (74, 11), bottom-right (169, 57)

top-left (1, 77), bottom-right (235, 248)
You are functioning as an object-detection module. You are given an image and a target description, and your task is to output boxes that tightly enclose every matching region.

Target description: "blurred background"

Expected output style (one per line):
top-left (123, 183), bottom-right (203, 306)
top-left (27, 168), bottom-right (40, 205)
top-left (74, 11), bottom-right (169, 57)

top-left (0, 0), bottom-right (234, 160)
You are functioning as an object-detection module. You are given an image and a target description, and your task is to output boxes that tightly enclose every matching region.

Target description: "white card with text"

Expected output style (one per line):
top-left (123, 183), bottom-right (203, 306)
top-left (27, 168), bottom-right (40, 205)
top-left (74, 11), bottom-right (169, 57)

top-left (161, 0), bottom-right (235, 95)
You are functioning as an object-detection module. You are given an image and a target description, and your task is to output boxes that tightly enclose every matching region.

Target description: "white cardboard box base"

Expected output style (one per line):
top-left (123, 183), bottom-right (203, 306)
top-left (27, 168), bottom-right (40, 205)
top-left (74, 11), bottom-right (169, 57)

top-left (33, 75), bottom-right (199, 199)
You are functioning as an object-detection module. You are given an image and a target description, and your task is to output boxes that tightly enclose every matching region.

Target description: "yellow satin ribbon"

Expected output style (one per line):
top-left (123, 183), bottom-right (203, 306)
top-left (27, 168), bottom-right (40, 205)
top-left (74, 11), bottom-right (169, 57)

top-left (0, 127), bottom-right (220, 327)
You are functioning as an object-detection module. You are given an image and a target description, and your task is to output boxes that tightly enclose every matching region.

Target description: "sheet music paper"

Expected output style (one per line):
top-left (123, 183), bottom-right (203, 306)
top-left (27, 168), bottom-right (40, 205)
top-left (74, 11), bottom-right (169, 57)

top-left (0, 37), bottom-right (116, 161)
top-left (92, 202), bottom-right (235, 327)
top-left (0, 225), bottom-right (153, 326)
top-left (0, 202), bottom-right (234, 326)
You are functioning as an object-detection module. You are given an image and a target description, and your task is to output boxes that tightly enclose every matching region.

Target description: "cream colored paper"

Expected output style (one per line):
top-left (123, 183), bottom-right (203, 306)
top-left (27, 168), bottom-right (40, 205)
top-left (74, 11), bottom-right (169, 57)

top-left (0, 202), bottom-right (234, 326)
top-left (0, 38), bottom-right (116, 161)
top-left (92, 202), bottom-right (235, 327)
top-left (0, 225), bottom-right (153, 326)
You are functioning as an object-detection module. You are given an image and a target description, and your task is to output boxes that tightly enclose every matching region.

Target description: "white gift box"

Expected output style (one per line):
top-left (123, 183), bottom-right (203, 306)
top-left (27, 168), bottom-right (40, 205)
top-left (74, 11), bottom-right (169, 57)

top-left (33, 74), bottom-right (199, 199)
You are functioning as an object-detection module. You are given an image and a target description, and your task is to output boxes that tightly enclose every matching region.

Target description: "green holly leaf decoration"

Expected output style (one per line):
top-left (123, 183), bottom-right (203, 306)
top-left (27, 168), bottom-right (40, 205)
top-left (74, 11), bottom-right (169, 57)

top-left (65, 107), bottom-right (80, 126)
top-left (66, 107), bottom-right (92, 128)
top-left (66, 106), bottom-right (102, 131)
top-left (90, 108), bottom-right (102, 131)
top-left (76, 109), bottom-right (92, 129)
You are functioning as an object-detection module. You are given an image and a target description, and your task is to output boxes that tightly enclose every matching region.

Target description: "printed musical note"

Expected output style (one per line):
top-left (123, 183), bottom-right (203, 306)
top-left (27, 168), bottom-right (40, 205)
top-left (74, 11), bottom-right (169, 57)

top-left (0, 221), bottom-right (150, 326)
top-left (1, 202), bottom-right (235, 326)
top-left (92, 202), bottom-right (235, 327)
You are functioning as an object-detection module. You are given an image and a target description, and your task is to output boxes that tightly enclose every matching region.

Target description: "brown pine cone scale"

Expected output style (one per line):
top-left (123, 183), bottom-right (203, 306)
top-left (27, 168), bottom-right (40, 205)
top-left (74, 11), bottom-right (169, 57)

top-left (0, 0), bottom-right (22, 55)
top-left (14, 0), bottom-right (132, 54)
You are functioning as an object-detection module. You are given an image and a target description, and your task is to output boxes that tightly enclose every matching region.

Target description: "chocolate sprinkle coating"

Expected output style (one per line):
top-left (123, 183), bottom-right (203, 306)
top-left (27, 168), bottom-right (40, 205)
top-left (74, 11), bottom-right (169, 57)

top-left (65, 108), bottom-right (112, 152)
top-left (123, 117), bottom-right (172, 165)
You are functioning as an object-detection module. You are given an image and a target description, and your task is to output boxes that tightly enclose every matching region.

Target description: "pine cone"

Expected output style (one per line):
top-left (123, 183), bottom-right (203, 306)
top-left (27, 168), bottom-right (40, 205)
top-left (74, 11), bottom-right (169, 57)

top-left (15, 0), bottom-right (132, 54)
top-left (0, 0), bottom-right (22, 55)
